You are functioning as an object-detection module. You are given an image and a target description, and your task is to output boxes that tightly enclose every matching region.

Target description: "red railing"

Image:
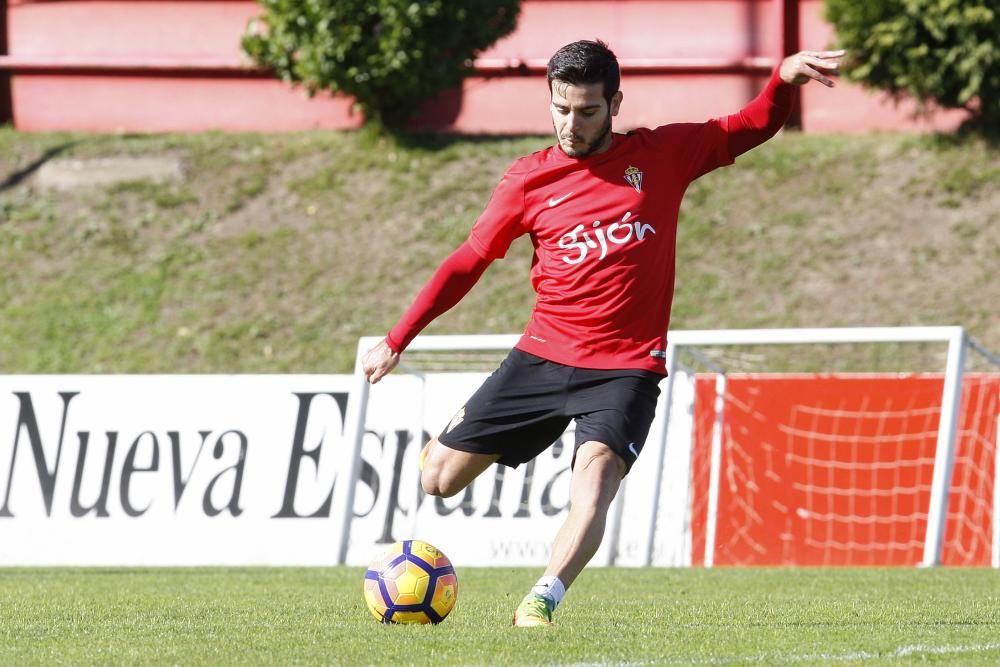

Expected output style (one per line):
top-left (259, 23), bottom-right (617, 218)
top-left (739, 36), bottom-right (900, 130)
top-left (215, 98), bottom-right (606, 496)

top-left (0, 0), bottom-right (968, 133)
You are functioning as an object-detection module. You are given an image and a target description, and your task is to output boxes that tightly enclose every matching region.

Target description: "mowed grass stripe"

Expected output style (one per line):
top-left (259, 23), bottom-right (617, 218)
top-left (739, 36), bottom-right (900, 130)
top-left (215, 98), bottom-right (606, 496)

top-left (553, 642), bottom-right (1000, 665)
top-left (0, 567), bottom-right (998, 666)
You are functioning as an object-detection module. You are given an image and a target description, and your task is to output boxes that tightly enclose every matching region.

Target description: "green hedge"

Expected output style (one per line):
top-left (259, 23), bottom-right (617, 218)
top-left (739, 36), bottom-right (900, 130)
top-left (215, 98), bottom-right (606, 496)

top-left (243, 0), bottom-right (520, 131)
top-left (825, 0), bottom-right (999, 127)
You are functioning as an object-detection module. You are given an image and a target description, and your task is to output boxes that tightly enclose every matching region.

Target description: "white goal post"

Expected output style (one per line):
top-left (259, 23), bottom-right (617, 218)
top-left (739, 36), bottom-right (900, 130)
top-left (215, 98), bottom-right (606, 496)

top-left (333, 327), bottom-right (999, 567)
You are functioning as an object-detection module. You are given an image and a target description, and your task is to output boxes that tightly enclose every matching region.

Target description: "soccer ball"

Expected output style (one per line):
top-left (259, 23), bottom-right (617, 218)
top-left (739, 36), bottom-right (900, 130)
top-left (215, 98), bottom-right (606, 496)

top-left (363, 539), bottom-right (458, 624)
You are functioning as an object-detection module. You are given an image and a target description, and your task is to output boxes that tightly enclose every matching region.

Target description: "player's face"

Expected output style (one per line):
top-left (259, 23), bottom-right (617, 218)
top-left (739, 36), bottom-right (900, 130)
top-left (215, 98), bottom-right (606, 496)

top-left (550, 80), bottom-right (623, 158)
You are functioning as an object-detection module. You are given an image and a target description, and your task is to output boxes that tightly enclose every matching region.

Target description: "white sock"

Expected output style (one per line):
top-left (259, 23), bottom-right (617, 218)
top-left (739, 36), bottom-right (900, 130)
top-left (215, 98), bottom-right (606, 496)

top-left (530, 575), bottom-right (566, 609)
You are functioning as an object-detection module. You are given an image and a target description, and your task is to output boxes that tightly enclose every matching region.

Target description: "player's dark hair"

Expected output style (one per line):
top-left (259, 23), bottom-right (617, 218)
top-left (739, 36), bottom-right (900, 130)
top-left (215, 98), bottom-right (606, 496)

top-left (546, 39), bottom-right (620, 106)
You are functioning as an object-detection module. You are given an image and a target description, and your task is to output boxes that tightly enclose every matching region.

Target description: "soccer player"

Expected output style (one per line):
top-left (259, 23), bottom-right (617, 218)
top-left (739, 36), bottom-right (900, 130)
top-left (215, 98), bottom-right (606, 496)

top-left (363, 40), bottom-right (843, 627)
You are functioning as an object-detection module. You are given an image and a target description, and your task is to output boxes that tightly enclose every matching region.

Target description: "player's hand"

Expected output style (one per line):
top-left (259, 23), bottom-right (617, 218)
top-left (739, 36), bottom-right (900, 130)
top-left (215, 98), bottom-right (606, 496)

top-left (362, 338), bottom-right (400, 384)
top-left (780, 50), bottom-right (845, 87)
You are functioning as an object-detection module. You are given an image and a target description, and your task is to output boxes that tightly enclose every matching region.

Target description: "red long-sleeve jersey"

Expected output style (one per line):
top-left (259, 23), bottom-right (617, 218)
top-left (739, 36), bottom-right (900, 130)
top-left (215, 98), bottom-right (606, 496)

top-left (387, 68), bottom-right (797, 372)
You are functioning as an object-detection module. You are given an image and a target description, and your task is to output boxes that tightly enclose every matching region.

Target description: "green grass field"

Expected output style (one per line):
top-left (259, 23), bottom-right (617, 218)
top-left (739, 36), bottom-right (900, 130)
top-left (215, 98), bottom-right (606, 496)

top-left (2, 567), bottom-right (998, 665)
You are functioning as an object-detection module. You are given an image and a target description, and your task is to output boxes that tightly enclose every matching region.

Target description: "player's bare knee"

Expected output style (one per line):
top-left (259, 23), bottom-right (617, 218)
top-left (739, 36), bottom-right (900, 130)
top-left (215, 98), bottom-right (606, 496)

top-left (420, 467), bottom-right (463, 498)
top-left (420, 467), bottom-right (444, 497)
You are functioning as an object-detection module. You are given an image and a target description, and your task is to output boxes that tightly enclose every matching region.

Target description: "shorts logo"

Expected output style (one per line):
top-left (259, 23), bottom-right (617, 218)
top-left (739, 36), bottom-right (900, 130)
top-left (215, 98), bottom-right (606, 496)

top-left (624, 165), bottom-right (644, 193)
top-left (446, 407), bottom-right (465, 433)
top-left (627, 442), bottom-right (640, 458)
top-left (649, 349), bottom-right (667, 359)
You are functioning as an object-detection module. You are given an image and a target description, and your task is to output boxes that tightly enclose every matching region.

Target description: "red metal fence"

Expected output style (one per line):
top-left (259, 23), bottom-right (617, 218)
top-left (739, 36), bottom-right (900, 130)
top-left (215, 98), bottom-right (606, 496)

top-left (0, 0), bottom-right (969, 133)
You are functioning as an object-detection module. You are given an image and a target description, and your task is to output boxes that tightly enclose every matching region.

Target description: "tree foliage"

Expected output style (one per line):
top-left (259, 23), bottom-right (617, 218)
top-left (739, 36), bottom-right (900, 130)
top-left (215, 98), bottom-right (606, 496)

top-left (242, 0), bottom-right (520, 130)
top-left (825, 0), bottom-right (999, 126)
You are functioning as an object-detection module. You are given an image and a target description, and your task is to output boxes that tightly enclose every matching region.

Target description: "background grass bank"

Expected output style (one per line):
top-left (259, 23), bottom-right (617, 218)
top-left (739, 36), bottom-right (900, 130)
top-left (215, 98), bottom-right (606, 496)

top-left (1, 129), bottom-right (998, 373)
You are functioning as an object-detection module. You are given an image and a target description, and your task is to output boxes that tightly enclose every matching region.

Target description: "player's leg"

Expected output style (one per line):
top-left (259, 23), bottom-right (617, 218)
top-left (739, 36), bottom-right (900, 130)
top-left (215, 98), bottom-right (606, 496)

top-left (513, 369), bottom-right (661, 627)
top-left (544, 440), bottom-right (625, 586)
top-left (420, 438), bottom-right (499, 498)
top-left (512, 440), bottom-right (624, 627)
top-left (421, 348), bottom-right (571, 499)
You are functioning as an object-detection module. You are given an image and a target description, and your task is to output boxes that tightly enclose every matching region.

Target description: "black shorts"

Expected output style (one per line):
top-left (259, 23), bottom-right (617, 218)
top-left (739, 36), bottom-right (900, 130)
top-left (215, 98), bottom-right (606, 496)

top-left (437, 348), bottom-right (663, 475)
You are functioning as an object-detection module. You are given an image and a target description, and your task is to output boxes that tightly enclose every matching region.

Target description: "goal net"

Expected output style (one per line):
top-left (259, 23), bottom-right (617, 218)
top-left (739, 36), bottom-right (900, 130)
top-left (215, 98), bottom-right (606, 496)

top-left (333, 328), bottom-right (1000, 568)
top-left (661, 327), bottom-right (1000, 568)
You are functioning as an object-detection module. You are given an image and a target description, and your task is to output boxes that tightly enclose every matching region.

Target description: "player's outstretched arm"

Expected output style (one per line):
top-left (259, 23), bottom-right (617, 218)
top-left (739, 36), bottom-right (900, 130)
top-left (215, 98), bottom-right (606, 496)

top-left (779, 49), bottom-right (844, 87)
top-left (362, 240), bottom-right (492, 384)
top-left (722, 49), bottom-right (845, 161)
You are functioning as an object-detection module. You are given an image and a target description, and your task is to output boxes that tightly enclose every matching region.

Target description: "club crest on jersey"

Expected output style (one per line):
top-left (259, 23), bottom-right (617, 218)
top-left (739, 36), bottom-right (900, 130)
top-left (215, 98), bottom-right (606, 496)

top-left (624, 165), bottom-right (644, 193)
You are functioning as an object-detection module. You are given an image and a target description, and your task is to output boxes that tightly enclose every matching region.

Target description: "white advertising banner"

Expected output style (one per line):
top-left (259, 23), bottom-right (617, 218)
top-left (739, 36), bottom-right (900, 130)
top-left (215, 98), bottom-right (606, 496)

top-left (0, 372), bottom-right (694, 566)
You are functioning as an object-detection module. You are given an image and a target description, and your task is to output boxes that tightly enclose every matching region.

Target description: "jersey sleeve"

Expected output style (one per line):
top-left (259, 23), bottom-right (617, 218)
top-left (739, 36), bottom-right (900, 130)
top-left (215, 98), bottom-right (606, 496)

top-left (651, 120), bottom-right (734, 184)
top-left (652, 67), bottom-right (796, 183)
top-left (724, 68), bottom-right (797, 160)
top-left (385, 241), bottom-right (492, 353)
top-left (467, 169), bottom-right (528, 260)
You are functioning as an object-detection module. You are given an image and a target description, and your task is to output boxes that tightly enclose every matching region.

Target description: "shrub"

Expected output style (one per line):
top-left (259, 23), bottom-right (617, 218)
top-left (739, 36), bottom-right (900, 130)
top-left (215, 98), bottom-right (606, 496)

top-left (825, 0), bottom-right (999, 127)
top-left (242, 0), bottom-right (521, 131)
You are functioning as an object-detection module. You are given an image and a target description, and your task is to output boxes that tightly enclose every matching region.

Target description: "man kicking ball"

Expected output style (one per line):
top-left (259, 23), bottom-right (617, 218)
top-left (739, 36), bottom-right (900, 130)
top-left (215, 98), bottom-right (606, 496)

top-left (363, 39), bottom-right (844, 627)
